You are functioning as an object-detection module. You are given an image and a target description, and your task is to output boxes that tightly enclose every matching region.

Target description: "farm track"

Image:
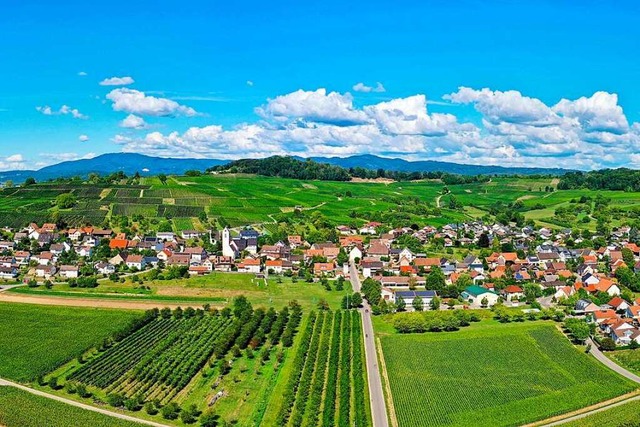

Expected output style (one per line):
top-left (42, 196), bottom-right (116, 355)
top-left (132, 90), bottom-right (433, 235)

top-left (0, 378), bottom-right (168, 427)
top-left (0, 293), bottom-right (193, 310)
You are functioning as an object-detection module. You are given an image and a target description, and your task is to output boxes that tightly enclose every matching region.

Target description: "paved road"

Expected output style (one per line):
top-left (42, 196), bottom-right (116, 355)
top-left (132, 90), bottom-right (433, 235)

top-left (349, 261), bottom-right (389, 427)
top-left (0, 377), bottom-right (169, 426)
top-left (586, 337), bottom-right (640, 383)
top-left (539, 338), bottom-right (640, 426)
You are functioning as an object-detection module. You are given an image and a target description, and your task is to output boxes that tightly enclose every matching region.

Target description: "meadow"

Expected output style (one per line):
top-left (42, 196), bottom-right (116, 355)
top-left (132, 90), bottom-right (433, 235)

top-left (0, 302), bottom-right (141, 382)
top-left (379, 321), bottom-right (636, 427)
top-left (561, 397), bottom-right (640, 427)
top-left (0, 387), bottom-right (144, 427)
top-left (11, 272), bottom-right (351, 310)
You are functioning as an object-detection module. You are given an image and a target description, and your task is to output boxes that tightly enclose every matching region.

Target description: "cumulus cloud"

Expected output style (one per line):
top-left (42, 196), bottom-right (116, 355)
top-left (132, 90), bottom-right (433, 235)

top-left (111, 86), bottom-right (640, 170)
top-left (0, 154), bottom-right (27, 172)
top-left (107, 88), bottom-right (198, 117)
top-left (36, 105), bottom-right (88, 119)
top-left (353, 82), bottom-right (386, 93)
top-left (246, 80), bottom-right (254, 86)
top-left (78, 134), bottom-right (89, 142)
top-left (78, 71), bottom-right (88, 76)
top-left (120, 114), bottom-right (148, 129)
top-left (256, 89), bottom-right (368, 126)
top-left (99, 76), bottom-right (135, 86)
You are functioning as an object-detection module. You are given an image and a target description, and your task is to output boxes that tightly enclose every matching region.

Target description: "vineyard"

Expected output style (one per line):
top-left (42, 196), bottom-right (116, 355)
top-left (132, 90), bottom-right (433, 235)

top-left (381, 322), bottom-right (636, 427)
top-left (273, 309), bottom-right (371, 427)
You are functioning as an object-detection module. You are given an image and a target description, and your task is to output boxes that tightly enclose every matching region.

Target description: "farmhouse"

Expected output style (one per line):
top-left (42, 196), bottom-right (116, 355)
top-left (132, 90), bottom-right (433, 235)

top-left (461, 285), bottom-right (499, 307)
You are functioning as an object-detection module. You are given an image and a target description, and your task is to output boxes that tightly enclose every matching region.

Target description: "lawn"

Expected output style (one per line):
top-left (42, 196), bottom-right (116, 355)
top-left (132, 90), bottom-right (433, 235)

top-left (0, 387), bottom-right (144, 427)
top-left (13, 272), bottom-right (350, 310)
top-left (0, 302), bottom-right (141, 382)
top-left (379, 321), bottom-right (637, 427)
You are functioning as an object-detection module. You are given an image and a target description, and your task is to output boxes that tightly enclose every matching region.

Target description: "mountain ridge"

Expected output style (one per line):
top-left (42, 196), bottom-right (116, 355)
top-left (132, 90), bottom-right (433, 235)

top-left (0, 152), bottom-right (570, 183)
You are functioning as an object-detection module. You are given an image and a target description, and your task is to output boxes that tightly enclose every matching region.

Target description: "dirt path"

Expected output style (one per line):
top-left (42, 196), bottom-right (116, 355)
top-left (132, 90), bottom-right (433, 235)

top-left (0, 293), bottom-right (197, 310)
top-left (0, 377), bottom-right (168, 426)
top-left (435, 194), bottom-right (442, 208)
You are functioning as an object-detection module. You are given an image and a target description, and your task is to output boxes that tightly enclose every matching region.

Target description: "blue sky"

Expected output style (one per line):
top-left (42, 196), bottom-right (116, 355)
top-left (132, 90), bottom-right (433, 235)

top-left (1, 0), bottom-right (640, 170)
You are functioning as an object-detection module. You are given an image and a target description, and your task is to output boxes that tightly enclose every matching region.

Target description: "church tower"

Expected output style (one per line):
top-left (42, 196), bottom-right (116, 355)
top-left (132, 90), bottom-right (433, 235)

top-left (221, 227), bottom-right (235, 258)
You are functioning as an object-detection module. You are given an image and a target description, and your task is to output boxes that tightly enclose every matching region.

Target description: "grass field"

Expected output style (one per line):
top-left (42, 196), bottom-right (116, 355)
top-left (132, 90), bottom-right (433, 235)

top-left (12, 273), bottom-right (350, 310)
top-left (561, 397), bottom-right (640, 427)
top-left (379, 321), bottom-right (637, 427)
top-left (0, 387), bottom-right (144, 427)
top-left (606, 349), bottom-right (640, 377)
top-left (0, 303), bottom-right (141, 382)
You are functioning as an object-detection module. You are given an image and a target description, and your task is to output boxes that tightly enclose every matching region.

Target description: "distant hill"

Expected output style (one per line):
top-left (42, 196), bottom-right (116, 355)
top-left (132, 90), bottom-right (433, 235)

top-left (306, 154), bottom-right (570, 176)
top-left (0, 153), bottom-right (227, 183)
top-left (0, 152), bottom-right (570, 184)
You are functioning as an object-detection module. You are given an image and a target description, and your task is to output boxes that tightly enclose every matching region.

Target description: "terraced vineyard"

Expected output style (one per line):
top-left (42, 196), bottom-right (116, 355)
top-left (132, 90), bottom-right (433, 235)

top-left (275, 310), bottom-right (371, 427)
top-left (380, 322), bottom-right (636, 427)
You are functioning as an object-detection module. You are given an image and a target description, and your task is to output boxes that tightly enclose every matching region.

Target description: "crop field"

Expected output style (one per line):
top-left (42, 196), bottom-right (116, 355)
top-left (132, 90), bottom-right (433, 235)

top-left (0, 387), bottom-right (144, 427)
top-left (266, 310), bottom-right (371, 427)
top-left (0, 302), bottom-right (141, 382)
top-left (606, 349), bottom-right (640, 377)
top-left (380, 322), bottom-right (636, 427)
top-left (561, 397), bottom-right (640, 427)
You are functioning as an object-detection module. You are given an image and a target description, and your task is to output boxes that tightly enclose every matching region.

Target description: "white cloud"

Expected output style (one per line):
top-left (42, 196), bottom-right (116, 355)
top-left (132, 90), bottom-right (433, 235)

top-left (78, 71), bottom-right (88, 76)
top-left (106, 88), bottom-right (198, 117)
top-left (39, 152), bottom-right (97, 163)
top-left (111, 86), bottom-right (640, 170)
top-left (78, 134), bottom-right (90, 142)
top-left (99, 76), bottom-right (135, 86)
top-left (353, 82), bottom-right (386, 93)
top-left (119, 114), bottom-right (148, 129)
top-left (5, 154), bottom-right (24, 162)
top-left (36, 105), bottom-right (88, 119)
top-left (0, 154), bottom-right (27, 172)
top-left (246, 80), bottom-right (254, 86)
top-left (256, 89), bottom-right (368, 125)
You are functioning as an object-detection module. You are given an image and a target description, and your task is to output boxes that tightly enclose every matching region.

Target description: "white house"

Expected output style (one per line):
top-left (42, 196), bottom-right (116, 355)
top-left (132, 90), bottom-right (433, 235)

top-left (461, 285), bottom-right (500, 307)
top-left (59, 265), bottom-right (79, 279)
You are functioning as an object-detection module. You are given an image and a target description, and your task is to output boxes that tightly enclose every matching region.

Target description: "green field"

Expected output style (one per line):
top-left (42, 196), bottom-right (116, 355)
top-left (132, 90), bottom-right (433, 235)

top-left (2, 173), bottom-right (639, 230)
top-left (0, 303), bottom-right (141, 382)
top-left (13, 272), bottom-right (350, 310)
top-left (562, 397), bottom-right (640, 427)
top-left (0, 387), bottom-right (143, 427)
top-left (607, 350), bottom-right (640, 377)
top-left (379, 321), bottom-right (636, 427)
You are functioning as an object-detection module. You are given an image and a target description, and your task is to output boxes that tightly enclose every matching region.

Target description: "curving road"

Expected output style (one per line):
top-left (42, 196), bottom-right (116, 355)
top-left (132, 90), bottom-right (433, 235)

top-left (538, 338), bottom-right (640, 426)
top-left (349, 261), bottom-right (389, 427)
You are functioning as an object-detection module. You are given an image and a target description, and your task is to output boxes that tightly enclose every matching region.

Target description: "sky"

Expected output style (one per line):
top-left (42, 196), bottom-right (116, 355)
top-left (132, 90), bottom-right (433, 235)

top-left (1, 0), bottom-right (640, 171)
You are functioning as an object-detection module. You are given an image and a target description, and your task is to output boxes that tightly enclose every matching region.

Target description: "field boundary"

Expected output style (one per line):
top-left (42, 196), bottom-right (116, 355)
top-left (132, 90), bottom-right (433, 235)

top-left (525, 389), bottom-right (640, 426)
top-left (376, 337), bottom-right (398, 427)
top-left (0, 379), bottom-right (166, 427)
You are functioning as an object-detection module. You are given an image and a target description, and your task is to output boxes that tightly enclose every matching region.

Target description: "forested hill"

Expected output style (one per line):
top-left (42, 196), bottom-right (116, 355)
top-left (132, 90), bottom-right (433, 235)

top-left (209, 156), bottom-right (546, 183)
top-left (558, 169), bottom-right (640, 191)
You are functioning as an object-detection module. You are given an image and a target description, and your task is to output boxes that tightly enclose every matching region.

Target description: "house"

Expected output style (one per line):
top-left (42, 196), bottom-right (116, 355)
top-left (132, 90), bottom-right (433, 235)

top-left (59, 265), bottom-right (79, 279)
top-left (575, 299), bottom-right (600, 314)
top-left (237, 258), bottom-right (261, 274)
top-left (181, 230), bottom-right (204, 239)
top-left (461, 285), bottom-right (500, 307)
top-left (608, 320), bottom-right (638, 345)
top-left (288, 235), bottom-right (303, 248)
top-left (608, 297), bottom-right (630, 312)
top-left (95, 262), bottom-right (116, 275)
top-left (214, 256), bottom-right (234, 272)
top-left (349, 246), bottom-right (363, 262)
top-left (502, 285), bottom-right (524, 301)
top-left (314, 262), bottom-right (336, 276)
top-left (35, 265), bottom-right (56, 279)
top-left (414, 257), bottom-right (441, 272)
top-left (361, 260), bottom-right (383, 278)
top-left (188, 266), bottom-right (210, 276)
top-left (398, 248), bottom-right (415, 263)
top-left (378, 275), bottom-right (426, 288)
top-left (266, 259), bottom-right (292, 275)
top-left (590, 309), bottom-right (619, 324)
top-left (625, 305), bottom-right (640, 321)
top-left (183, 247), bottom-right (207, 263)
top-left (393, 290), bottom-right (438, 311)
top-left (0, 266), bottom-right (18, 279)
top-left (167, 254), bottom-right (190, 267)
top-left (156, 232), bottom-right (176, 242)
top-left (125, 255), bottom-right (145, 270)
top-left (109, 239), bottom-right (129, 250)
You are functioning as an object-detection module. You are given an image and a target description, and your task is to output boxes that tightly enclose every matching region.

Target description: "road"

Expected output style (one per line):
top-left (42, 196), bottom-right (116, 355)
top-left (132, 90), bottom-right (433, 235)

top-left (538, 338), bottom-right (640, 426)
top-left (0, 377), bottom-right (169, 427)
top-left (349, 260), bottom-right (389, 427)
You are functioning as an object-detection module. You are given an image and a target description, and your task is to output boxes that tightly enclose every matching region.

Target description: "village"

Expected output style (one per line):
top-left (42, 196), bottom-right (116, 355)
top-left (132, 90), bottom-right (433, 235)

top-left (2, 218), bottom-right (640, 348)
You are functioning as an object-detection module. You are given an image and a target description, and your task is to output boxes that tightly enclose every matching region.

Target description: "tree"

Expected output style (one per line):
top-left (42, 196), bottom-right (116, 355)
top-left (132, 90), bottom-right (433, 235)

top-left (426, 267), bottom-right (446, 291)
top-left (317, 299), bottom-right (330, 311)
top-left (3, 180), bottom-right (13, 188)
top-left (199, 410), bottom-right (220, 427)
top-left (350, 292), bottom-right (363, 308)
top-left (158, 174), bottom-right (168, 185)
top-left (24, 177), bottom-right (36, 186)
top-left (395, 298), bottom-right (406, 312)
top-left (430, 296), bottom-right (441, 311)
top-left (412, 296), bottom-right (424, 311)
top-left (56, 193), bottom-right (77, 209)
top-left (622, 247), bottom-right (636, 269)
top-left (478, 233), bottom-right (490, 248)
top-left (600, 337), bottom-right (617, 351)
top-left (480, 296), bottom-right (489, 308)
top-left (161, 402), bottom-right (181, 420)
